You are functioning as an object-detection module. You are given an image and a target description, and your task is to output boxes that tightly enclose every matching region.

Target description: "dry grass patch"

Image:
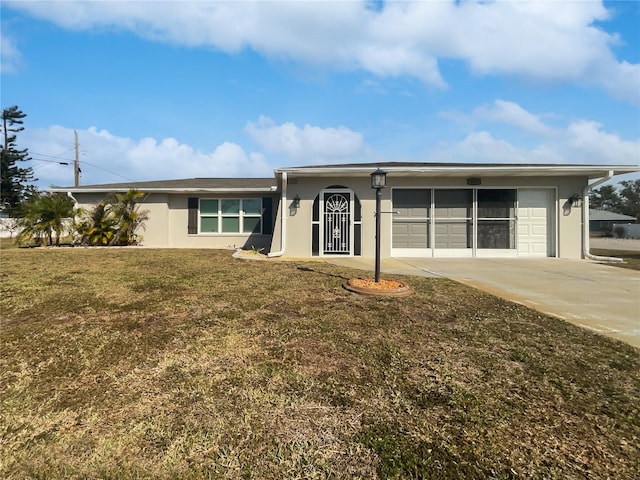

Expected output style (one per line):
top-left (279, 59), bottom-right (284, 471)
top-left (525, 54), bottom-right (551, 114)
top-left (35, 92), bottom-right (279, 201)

top-left (1, 248), bottom-right (639, 479)
top-left (591, 248), bottom-right (640, 270)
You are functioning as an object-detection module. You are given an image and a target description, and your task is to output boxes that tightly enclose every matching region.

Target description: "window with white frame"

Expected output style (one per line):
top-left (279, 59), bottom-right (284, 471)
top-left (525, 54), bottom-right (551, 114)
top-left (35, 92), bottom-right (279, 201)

top-left (199, 198), bottom-right (262, 234)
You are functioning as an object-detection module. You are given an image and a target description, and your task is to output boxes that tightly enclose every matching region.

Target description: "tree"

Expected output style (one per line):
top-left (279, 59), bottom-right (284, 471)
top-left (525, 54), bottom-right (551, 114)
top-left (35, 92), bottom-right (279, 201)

top-left (17, 193), bottom-right (75, 246)
top-left (0, 217), bottom-right (20, 238)
top-left (76, 189), bottom-right (149, 246)
top-left (109, 189), bottom-right (149, 245)
top-left (590, 179), bottom-right (640, 222)
top-left (589, 184), bottom-right (621, 212)
top-left (76, 201), bottom-right (118, 246)
top-left (1, 106), bottom-right (36, 216)
top-left (618, 179), bottom-right (640, 222)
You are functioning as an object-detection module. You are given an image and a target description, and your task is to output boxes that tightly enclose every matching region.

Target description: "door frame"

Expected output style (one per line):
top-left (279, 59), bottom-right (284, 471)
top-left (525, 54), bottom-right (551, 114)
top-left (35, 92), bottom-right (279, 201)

top-left (516, 187), bottom-right (557, 258)
top-left (319, 188), bottom-right (355, 257)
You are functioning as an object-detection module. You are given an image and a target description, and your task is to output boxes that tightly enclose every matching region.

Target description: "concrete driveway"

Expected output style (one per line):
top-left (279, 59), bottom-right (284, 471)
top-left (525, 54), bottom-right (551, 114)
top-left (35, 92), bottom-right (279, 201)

top-left (327, 257), bottom-right (640, 348)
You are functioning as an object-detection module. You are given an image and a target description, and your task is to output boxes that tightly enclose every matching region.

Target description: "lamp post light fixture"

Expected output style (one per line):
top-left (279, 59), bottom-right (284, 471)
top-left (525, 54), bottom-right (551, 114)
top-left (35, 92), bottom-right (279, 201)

top-left (370, 168), bottom-right (387, 282)
top-left (371, 168), bottom-right (387, 189)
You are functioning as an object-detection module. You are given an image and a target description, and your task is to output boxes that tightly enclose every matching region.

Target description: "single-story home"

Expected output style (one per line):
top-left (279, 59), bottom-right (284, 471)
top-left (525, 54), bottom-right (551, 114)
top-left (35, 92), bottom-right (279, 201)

top-left (589, 209), bottom-right (636, 234)
top-left (51, 162), bottom-right (639, 260)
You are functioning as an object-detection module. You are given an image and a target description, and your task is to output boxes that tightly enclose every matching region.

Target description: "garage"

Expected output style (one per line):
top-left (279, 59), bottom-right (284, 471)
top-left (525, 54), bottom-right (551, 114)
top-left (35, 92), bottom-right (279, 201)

top-left (517, 189), bottom-right (555, 257)
top-left (391, 187), bottom-right (555, 258)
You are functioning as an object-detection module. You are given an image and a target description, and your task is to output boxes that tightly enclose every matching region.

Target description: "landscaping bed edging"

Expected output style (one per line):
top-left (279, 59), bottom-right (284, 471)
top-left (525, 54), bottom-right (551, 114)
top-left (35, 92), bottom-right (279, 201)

top-left (343, 278), bottom-right (413, 297)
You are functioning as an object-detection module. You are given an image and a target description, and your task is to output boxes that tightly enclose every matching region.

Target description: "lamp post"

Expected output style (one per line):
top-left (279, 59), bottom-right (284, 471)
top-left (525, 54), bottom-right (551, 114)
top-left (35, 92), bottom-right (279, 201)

top-left (370, 168), bottom-right (387, 283)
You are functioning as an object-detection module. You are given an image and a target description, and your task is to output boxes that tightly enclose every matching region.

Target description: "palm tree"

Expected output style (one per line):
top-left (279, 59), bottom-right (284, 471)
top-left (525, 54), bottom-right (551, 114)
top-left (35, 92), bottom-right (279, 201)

top-left (76, 201), bottom-right (118, 246)
top-left (76, 189), bottom-right (149, 246)
top-left (108, 190), bottom-right (149, 245)
top-left (17, 193), bottom-right (75, 246)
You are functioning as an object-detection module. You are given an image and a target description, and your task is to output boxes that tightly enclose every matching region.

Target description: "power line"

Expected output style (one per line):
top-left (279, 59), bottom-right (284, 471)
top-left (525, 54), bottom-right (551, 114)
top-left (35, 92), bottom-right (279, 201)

top-left (29, 151), bottom-right (75, 162)
top-left (79, 159), bottom-right (137, 182)
top-left (31, 156), bottom-right (137, 183)
top-left (31, 163), bottom-right (63, 173)
top-left (29, 138), bottom-right (138, 183)
top-left (29, 157), bottom-right (71, 166)
top-left (29, 156), bottom-right (136, 183)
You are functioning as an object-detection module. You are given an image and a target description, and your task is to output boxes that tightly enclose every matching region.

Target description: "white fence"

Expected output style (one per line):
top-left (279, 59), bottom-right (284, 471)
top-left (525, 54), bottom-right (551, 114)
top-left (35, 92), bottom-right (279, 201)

top-left (612, 223), bottom-right (640, 239)
top-left (0, 218), bottom-right (74, 239)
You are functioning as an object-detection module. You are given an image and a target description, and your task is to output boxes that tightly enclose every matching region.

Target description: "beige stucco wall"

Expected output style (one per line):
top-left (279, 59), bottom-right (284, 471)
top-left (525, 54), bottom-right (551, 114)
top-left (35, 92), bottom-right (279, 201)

top-left (68, 174), bottom-right (587, 258)
top-left (128, 193), bottom-right (167, 246)
top-left (276, 174), bottom-right (589, 259)
top-left (72, 192), bottom-right (278, 251)
top-left (280, 177), bottom-right (378, 258)
top-left (166, 194), bottom-right (275, 250)
top-left (556, 176), bottom-right (588, 259)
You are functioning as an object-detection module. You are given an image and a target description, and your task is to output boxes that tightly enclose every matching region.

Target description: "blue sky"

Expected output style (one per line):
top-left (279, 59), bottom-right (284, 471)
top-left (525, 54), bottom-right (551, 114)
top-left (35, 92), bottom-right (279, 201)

top-left (1, 0), bottom-right (639, 188)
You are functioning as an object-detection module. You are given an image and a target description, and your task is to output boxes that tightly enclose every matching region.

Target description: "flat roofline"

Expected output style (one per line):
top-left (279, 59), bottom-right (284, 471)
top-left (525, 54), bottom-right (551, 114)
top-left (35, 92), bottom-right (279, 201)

top-left (276, 163), bottom-right (639, 178)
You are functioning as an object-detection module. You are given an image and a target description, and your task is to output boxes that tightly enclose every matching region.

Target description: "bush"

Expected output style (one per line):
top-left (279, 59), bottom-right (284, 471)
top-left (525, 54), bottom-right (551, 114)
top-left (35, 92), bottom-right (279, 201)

top-left (613, 225), bottom-right (627, 238)
top-left (599, 224), bottom-right (613, 237)
top-left (76, 190), bottom-right (149, 246)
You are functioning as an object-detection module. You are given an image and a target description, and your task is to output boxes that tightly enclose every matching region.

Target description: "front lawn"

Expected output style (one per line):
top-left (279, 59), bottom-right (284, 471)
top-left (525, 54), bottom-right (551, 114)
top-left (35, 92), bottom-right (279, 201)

top-left (1, 248), bottom-right (638, 479)
top-left (591, 248), bottom-right (640, 270)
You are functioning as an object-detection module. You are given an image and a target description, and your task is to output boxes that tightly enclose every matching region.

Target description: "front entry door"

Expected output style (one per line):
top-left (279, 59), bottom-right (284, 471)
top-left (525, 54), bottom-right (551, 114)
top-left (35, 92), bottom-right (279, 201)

top-left (323, 191), bottom-right (352, 255)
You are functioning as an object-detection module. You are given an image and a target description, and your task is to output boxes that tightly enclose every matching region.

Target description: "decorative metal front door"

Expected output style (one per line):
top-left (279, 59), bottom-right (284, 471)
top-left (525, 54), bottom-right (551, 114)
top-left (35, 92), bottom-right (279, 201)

top-left (323, 192), bottom-right (351, 255)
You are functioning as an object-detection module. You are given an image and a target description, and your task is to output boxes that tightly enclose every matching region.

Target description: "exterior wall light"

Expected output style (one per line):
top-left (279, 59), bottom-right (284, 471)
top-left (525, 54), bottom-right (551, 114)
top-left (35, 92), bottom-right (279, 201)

top-left (293, 194), bottom-right (301, 208)
top-left (568, 193), bottom-right (582, 207)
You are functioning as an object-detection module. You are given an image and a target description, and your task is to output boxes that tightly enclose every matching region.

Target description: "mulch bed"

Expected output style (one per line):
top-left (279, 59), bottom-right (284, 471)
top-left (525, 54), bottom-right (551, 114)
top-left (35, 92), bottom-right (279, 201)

top-left (343, 277), bottom-right (413, 296)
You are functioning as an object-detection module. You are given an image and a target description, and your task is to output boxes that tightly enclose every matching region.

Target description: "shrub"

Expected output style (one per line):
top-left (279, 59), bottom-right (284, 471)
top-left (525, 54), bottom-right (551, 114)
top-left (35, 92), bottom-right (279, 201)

top-left (613, 225), bottom-right (627, 238)
top-left (76, 190), bottom-right (149, 246)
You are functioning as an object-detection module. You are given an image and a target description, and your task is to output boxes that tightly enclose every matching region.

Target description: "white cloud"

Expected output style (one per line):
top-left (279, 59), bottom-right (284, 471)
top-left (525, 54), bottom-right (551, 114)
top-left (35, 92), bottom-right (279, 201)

top-left (23, 125), bottom-right (271, 188)
top-left (24, 117), bottom-right (366, 188)
top-left (244, 116), bottom-right (365, 164)
top-left (564, 120), bottom-right (640, 164)
top-left (432, 101), bottom-right (640, 165)
top-left (0, 32), bottom-right (21, 74)
top-left (474, 100), bottom-right (557, 137)
top-left (429, 130), bottom-right (565, 164)
top-left (20, 104), bottom-right (639, 189)
top-left (590, 59), bottom-right (640, 105)
top-left (7, 0), bottom-right (639, 103)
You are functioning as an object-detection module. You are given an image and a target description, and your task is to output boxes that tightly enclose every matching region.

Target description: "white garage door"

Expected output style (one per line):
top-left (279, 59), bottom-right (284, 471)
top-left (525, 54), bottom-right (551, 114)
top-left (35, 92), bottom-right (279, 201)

top-left (518, 189), bottom-right (554, 257)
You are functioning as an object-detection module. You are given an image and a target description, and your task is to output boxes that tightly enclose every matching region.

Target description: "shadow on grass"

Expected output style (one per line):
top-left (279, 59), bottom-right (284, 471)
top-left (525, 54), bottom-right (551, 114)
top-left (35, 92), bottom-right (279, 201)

top-left (296, 265), bottom-right (351, 280)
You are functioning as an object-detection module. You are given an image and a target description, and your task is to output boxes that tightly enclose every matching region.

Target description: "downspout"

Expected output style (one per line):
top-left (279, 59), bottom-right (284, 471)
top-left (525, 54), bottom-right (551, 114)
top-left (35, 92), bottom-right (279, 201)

top-left (67, 191), bottom-right (80, 244)
top-left (268, 171), bottom-right (287, 258)
top-left (66, 191), bottom-right (79, 209)
top-left (582, 170), bottom-right (622, 263)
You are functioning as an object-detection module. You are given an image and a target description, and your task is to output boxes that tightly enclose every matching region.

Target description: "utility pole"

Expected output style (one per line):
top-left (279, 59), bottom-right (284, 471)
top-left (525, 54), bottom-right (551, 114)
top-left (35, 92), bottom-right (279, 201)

top-left (74, 130), bottom-right (80, 186)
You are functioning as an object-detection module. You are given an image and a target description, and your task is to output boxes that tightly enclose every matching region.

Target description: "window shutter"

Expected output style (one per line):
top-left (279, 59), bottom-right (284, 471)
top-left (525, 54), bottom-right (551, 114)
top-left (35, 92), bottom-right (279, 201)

top-left (262, 197), bottom-right (273, 235)
top-left (188, 197), bottom-right (198, 234)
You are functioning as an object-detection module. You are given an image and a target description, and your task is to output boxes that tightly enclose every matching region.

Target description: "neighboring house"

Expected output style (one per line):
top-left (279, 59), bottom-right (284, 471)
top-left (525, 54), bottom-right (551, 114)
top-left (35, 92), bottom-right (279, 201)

top-left (50, 162), bottom-right (639, 260)
top-left (589, 209), bottom-right (636, 234)
top-left (612, 223), bottom-right (640, 238)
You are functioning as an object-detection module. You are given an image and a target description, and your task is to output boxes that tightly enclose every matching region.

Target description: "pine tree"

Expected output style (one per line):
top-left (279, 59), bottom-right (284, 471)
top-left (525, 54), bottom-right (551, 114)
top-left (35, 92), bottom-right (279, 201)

top-left (589, 185), bottom-right (622, 212)
top-left (619, 179), bottom-right (640, 222)
top-left (1, 105), bottom-right (36, 216)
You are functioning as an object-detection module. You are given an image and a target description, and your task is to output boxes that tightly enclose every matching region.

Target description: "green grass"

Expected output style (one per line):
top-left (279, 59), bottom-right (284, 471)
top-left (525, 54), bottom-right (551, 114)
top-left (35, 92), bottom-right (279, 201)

top-left (1, 248), bottom-right (639, 479)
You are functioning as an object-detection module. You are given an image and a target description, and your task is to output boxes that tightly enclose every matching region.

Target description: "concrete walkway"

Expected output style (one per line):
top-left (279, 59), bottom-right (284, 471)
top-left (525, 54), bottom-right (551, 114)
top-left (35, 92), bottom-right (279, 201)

top-left (327, 257), bottom-right (640, 348)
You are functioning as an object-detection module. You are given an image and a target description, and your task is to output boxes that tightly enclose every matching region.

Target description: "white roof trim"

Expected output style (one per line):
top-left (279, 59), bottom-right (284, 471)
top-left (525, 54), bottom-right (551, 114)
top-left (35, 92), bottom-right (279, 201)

top-left (276, 164), bottom-right (639, 178)
top-left (49, 187), bottom-right (277, 194)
